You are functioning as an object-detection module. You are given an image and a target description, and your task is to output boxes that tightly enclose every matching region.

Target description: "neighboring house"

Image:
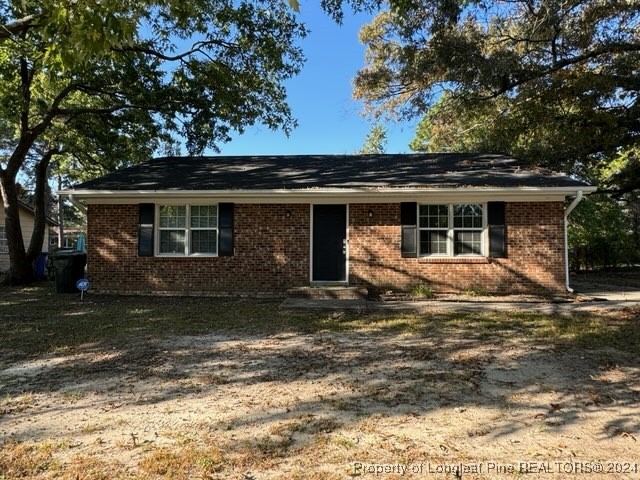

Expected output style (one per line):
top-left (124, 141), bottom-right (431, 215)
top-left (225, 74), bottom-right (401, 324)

top-left (61, 153), bottom-right (596, 296)
top-left (49, 227), bottom-right (87, 249)
top-left (0, 200), bottom-right (56, 272)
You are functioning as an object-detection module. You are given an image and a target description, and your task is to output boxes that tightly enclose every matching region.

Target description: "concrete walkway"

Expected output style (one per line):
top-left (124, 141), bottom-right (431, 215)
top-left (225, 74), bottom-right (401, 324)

top-left (280, 297), bottom-right (640, 314)
top-left (281, 276), bottom-right (640, 314)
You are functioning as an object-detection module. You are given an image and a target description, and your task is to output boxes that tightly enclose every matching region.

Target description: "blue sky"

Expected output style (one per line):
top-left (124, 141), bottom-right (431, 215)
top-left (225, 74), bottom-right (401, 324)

top-left (217, 3), bottom-right (417, 156)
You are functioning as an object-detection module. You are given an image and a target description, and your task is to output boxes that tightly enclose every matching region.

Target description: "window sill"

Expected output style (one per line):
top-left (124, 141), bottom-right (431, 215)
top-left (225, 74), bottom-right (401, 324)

top-left (418, 257), bottom-right (490, 264)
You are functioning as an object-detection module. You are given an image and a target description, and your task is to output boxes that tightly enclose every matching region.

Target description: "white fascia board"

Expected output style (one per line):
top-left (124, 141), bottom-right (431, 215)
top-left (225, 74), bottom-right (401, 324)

top-left (60, 186), bottom-right (598, 204)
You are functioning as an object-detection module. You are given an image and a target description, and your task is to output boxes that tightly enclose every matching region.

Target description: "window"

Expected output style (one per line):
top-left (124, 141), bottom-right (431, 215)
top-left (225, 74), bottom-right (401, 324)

top-left (419, 204), bottom-right (485, 256)
top-left (419, 205), bottom-right (448, 255)
top-left (158, 204), bottom-right (218, 255)
top-left (0, 226), bottom-right (7, 254)
top-left (453, 204), bottom-right (483, 255)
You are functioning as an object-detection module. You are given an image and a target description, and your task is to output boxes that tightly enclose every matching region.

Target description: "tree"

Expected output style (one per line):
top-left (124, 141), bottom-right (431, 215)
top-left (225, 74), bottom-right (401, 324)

top-left (0, 0), bottom-right (306, 284)
top-left (568, 195), bottom-right (638, 269)
top-left (353, 0), bottom-right (640, 266)
top-left (358, 124), bottom-right (387, 154)
top-left (354, 0), bottom-right (640, 190)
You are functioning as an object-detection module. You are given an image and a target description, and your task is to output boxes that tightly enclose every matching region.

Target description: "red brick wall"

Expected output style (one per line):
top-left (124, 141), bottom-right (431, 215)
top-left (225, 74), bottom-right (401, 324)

top-left (349, 202), bottom-right (566, 294)
top-left (87, 203), bottom-right (310, 294)
top-left (87, 202), bottom-right (566, 295)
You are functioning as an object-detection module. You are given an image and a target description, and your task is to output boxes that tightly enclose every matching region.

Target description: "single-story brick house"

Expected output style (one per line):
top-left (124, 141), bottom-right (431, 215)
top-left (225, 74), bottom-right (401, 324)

top-left (61, 153), bottom-right (596, 296)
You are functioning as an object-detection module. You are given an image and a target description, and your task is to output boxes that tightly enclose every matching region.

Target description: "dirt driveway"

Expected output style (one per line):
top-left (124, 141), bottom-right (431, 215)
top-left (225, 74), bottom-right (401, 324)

top-left (1, 287), bottom-right (639, 479)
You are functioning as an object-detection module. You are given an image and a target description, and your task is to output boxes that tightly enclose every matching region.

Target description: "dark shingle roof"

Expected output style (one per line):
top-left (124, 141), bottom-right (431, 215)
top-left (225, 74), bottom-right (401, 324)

top-left (72, 153), bottom-right (591, 190)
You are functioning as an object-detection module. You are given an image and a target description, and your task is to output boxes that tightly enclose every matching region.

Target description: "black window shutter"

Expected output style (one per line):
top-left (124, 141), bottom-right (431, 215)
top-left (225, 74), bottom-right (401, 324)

top-left (400, 202), bottom-right (417, 258)
top-left (488, 201), bottom-right (506, 258)
top-left (218, 203), bottom-right (234, 256)
top-left (138, 203), bottom-right (155, 257)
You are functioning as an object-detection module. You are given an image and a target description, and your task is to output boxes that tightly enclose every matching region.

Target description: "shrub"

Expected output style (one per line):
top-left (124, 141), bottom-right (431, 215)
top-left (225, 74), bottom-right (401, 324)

top-left (409, 284), bottom-right (435, 299)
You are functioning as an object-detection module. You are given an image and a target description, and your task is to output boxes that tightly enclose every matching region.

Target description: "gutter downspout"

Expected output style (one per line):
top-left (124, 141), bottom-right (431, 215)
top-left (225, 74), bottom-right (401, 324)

top-left (564, 190), bottom-right (584, 293)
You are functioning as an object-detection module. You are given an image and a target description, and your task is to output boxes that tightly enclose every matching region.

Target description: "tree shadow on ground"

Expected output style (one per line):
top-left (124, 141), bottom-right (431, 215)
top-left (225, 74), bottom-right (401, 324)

top-left (1, 286), bottom-right (639, 465)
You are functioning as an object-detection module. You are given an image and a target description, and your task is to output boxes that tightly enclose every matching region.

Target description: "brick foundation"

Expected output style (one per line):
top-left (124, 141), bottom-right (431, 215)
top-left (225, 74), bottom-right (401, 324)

top-left (87, 202), bottom-right (566, 295)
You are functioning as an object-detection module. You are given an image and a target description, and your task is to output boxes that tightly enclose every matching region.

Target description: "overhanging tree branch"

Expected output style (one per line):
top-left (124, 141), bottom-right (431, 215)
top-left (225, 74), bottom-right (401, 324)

top-left (482, 42), bottom-right (640, 99)
top-left (0, 0), bottom-right (307, 284)
top-left (55, 101), bottom-right (178, 118)
top-left (0, 14), bottom-right (41, 40)
top-left (114, 39), bottom-right (240, 61)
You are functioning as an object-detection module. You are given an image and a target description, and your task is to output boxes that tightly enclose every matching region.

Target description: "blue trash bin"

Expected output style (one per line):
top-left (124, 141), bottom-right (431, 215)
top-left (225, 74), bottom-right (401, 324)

top-left (35, 253), bottom-right (48, 279)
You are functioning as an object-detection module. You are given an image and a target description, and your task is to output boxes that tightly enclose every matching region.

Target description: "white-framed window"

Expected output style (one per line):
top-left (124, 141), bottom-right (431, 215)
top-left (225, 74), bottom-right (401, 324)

top-left (419, 203), bottom-right (486, 256)
top-left (157, 204), bottom-right (218, 256)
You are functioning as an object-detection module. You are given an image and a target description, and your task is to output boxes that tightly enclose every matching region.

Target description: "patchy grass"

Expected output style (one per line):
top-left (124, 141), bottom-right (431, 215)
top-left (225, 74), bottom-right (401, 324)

top-left (462, 286), bottom-right (490, 297)
top-left (0, 440), bottom-right (60, 478)
top-left (0, 283), bottom-right (346, 357)
top-left (1, 284), bottom-right (639, 479)
top-left (1, 284), bottom-right (639, 357)
top-left (57, 455), bottom-right (124, 480)
top-left (462, 310), bottom-right (640, 353)
top-left (0, 392), bottom-right (36, 416)
top-left (534, 313), bottom-right (640, 351)
top-left (269, 415), bottom-right (342, 437)
top-left (253, 435), bottom-right (295, 458)
top-left (138, 445), bottom-right (225, 479)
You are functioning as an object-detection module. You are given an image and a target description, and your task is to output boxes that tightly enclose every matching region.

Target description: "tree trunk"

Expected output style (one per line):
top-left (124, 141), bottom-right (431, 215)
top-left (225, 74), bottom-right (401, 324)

top-left (26, 150), bottom-right (57, 264)
top-left (631, 194), bottom-right (640, 254)
top-left (0, 172), bottom-right (33, 284)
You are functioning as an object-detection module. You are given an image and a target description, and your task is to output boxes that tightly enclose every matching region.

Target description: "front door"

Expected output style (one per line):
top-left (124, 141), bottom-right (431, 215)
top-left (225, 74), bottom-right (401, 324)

top-left (312, 204), bottom-right (347, 282)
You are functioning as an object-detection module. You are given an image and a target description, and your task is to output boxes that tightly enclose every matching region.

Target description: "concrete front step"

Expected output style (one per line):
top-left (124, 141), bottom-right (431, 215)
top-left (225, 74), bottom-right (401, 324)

top-left (287, 286), bottom-right (368, 300)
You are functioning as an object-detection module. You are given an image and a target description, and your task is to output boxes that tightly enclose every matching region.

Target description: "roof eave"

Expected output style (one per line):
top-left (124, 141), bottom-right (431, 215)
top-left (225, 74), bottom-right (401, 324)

top-left (60, 186), bottom-right (597, 200)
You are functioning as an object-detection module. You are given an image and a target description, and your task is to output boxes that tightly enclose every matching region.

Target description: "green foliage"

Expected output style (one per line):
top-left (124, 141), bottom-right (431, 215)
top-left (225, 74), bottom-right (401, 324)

top-left (354, 0), bottom-right (639, 188)
top-left (409, 283), bottom-right (434, 299)
top-left (594, 146), bottom-right (640, 198)
top-left (462, 286), bottom-right (489, 297)
top-left (409, 94), bottom-right (514, 154)
top-left (359, 0), bottom-right (640, 266)
top-left (288, 0), bottom-right (301, 12)
top-left (0, 0), bottom-right (309, 281)
top-left (569, 195), bottom-right (639, 269)
top-left (1, 0), bottom-right (308, 177)
top-left (357, 124), bottom-right (387, 154)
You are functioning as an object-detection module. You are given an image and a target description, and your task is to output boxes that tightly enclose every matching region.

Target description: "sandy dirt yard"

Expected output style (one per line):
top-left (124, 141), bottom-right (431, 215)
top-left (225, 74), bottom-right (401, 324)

top-left (0, 287), bottom-right (639, 479)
